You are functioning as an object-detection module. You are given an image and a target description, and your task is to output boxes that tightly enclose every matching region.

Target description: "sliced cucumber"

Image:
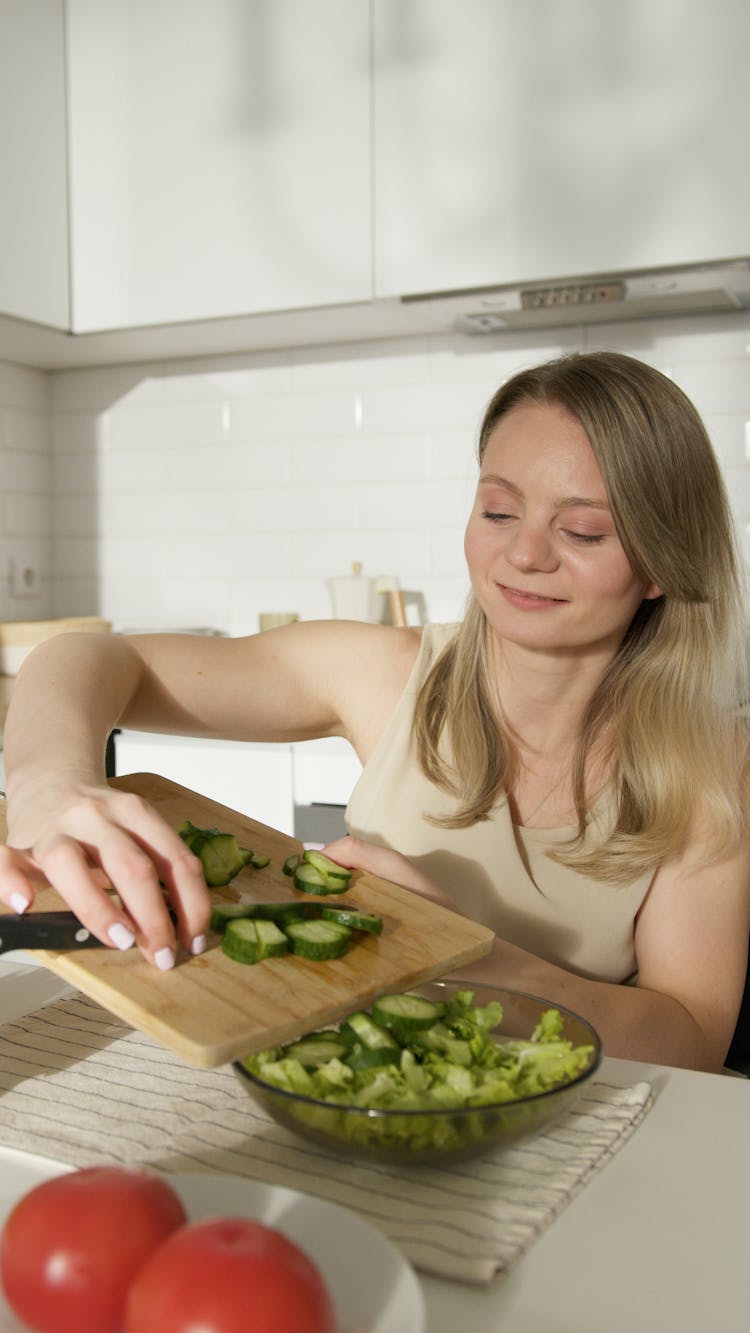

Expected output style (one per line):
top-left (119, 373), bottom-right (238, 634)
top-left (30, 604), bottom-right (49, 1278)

top-left (221, 918), bottom-right (289, 964)
top-left (372, 993), bottom-right (446, 1038)
top-left (302, 849), bottom-right (352, 883)
top-left (179, 822), bottom-right (254, 887)
top-left (284, 918), bottom-right (352, 960)
top-left (293, 862), bottom-right (329, 895)
top-left (284, 1033), bottom-right (350, 1067)
top-left (294, 862), bottom-right (350, 896)
top-left (345, 1042), bottom-right (400, 1071)
top-left (319, 906), bottom-right (383, 935)
top-left (341, 1011), bottom-right (401, 1053)
top-left (249, 853), bottom-right (270, 869)
top-left (211, 899), bottom-right (312, 932)
top-left (210, 901), bottom-right (256, 932)
top-left (283, 853), bottom-right (302, 877)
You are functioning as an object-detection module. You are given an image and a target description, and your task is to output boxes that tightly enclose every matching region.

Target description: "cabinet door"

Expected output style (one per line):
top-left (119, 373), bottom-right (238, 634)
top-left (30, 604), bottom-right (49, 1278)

top-left (114, 733), bottom-right (295, 835)
top-left (0, 0), bottom-right (69, 327)
top-left (373, 0), bottom-right (750, 297)
top-left (66, 0), bottom-right (371, 331)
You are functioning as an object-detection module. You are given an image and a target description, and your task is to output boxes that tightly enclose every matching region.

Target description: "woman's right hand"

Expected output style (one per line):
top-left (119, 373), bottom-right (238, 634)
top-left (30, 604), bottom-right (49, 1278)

top-left (0, 784), bottom-right (211, 969)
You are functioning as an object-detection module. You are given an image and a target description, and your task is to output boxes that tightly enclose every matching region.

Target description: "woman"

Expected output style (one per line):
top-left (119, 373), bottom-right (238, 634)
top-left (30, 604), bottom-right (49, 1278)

top-left (2, 351), bottom-right (748, 1071)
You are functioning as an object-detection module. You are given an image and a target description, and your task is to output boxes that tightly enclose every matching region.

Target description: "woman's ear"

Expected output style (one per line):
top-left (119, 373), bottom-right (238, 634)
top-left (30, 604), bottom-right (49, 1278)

top-left (642, 582), bottom-right (663, 602)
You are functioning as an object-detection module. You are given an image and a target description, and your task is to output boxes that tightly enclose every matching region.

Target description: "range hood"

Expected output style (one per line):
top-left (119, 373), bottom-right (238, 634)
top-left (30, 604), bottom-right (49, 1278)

top-left (400, 258), bottom-right (750, 334)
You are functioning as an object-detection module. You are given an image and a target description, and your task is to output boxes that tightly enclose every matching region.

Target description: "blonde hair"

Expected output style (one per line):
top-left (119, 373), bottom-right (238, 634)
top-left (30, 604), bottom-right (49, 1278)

top-left (414, 351), bottom-right (748, 883)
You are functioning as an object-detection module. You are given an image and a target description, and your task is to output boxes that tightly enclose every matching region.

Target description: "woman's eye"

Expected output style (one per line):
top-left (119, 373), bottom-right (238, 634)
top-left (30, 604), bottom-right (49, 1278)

top-left (565, 529), bottom-right (606, 545)
top-left (481, 509), bottom-right (517, 523)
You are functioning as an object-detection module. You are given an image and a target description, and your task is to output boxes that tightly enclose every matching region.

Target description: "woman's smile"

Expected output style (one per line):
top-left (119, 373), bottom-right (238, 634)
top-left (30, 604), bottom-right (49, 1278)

top-left (498, 583), bottom-right (569, 609)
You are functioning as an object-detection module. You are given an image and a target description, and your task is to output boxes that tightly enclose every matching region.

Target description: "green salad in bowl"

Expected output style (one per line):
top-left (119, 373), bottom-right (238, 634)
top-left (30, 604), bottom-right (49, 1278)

top-left (234, 981), bottom-right (602, 1164)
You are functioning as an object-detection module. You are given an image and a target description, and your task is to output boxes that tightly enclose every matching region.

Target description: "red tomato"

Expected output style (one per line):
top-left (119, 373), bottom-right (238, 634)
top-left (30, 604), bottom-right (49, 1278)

top-left (0, 1166), bottom-right (186, 1333)
top-left (124, 1216), bottom-right (336, 1333)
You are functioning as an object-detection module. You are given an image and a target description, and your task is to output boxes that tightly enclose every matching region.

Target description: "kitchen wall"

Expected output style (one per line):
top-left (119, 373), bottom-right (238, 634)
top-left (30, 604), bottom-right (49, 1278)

top-left (0, 362), bottom-right (53, 622)
top-left (3, 309), bottom-right (750, 633)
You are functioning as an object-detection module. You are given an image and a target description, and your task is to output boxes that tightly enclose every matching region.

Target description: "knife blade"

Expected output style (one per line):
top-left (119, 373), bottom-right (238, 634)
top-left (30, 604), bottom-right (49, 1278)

top-left (0, 911), bottom-right (103, 955)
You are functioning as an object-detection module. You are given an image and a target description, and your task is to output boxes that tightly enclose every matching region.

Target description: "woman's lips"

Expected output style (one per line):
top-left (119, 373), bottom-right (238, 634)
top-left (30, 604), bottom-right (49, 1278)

top-left (498, 583), bottom-right (568, 609)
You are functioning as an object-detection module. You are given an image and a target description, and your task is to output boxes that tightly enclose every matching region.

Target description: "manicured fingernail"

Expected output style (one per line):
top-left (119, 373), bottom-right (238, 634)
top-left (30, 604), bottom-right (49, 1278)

top-left (154, 947), bottom-right (176, 971)
top-left (108, 922), bottom-right (136, 951)
top-left (10, 892), bottom-right (30, 914)
top-left (191, 934), bottom-right (206, 956)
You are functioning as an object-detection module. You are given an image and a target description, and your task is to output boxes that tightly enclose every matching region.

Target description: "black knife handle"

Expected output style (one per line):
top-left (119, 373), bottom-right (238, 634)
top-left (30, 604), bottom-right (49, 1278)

top-left (0, 911), bottom-right (102, 954)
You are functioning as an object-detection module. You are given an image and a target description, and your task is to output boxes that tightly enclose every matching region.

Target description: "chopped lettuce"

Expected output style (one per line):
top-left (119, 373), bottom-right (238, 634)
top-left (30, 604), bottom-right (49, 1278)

top-left (241, 990), bottom-right (595, 1155)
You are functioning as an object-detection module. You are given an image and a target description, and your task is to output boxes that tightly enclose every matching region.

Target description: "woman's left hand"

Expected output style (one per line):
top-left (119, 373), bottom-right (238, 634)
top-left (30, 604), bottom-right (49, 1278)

top-left (321, 836), bottom-right (460, 912)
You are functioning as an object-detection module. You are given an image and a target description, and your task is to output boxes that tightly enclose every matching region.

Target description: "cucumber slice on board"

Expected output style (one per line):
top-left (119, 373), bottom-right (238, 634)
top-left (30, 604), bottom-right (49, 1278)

top-left (302, 849), bottom-right (352, 883)
top-left (221, 918), bottom-right (289, 964)
top-left (319, 906), bottom-right (383, 934)
top-left (284, 918), bottom-right (352, 960)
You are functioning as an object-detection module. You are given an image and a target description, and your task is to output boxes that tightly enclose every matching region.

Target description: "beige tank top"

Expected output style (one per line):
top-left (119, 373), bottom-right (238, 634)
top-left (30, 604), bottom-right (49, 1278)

top-left (346, 624), bottom-right (655, 983)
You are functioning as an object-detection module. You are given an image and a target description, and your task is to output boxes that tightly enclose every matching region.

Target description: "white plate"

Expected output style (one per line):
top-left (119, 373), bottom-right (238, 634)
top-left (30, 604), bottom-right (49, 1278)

top-left (0, 1148), bottom-right (425, 1333)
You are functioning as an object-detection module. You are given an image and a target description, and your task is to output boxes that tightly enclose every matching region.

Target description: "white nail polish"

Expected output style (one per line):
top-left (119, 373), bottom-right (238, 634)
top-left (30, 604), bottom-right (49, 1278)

top-left (155, 947), bottom-right (176, 971)
top-left (108, 922), bottom-right (136, 951)
top-left (191, 934), bottom-right (207, 956)
top-left (10, 892), bottom-right (30, 914)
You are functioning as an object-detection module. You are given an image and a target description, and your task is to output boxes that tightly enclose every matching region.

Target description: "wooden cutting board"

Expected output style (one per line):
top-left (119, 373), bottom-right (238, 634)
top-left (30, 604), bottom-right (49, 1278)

top-left (0, 773), bottom-right (494, 1067)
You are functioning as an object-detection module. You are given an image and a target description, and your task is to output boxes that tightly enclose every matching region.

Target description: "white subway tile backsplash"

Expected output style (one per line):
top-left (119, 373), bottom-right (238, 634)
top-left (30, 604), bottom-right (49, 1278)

top-left (1, 408), bottom-right (50, 453)
top-left (108, 401), bottom-right (226, 450)
top-left (229, 389), bottom-right (360, 441)
top-left (98, 449), bottom-right (169, 494)
top-left (360, 378), bottom-right (491, 436)
top-left (291, 338), bottom-right (431, 390)
top-left (52, 411), bottom-right (105, 454)
top-left (701, 414), bottom-right (749, 469)
top-left (54, 495), bottom-right (99, 538)
top-left (4, 493), bottom-right (51, 538)
top-left (360, 477), bottom-right (473, 531)
top-left (671, 359), bottom-right (750, 417)
top-left (2, 306), bottom-right (750, 636)
top-left (429, 431), bottom-right (478, 479)
top-left (292, 528), bottom-right (432, 580)
top-left (0, 447), bottom-right (51, 493)
top-left (54, 536), bottom-right (100, 580)
top-left (291, 433), bottom-right (431, 484)
top-left (100, 536), bottom-right (167, 581)
top-left (165, 532), bottom-right (292, 581)
top-left (52, 450), bottom-right (99, 496)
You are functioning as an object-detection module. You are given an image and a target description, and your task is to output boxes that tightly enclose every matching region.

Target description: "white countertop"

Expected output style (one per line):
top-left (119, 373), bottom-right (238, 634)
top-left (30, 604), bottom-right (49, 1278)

top-left (1, 961), bottom-right (747, 1333)
top-left (421, 1054), bottom-right (748, 1333)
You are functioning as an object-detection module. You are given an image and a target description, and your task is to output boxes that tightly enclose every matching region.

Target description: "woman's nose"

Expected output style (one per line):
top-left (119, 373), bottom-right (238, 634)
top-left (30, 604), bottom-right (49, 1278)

top-left (504, 521), bottom-right (558, 573)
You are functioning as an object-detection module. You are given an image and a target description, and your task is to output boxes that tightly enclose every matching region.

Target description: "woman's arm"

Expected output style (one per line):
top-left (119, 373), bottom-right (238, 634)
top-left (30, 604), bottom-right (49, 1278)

top-left (0, 623), bottom-right (418, 965)
top-left (323, 832), bottom-right (750, 1073)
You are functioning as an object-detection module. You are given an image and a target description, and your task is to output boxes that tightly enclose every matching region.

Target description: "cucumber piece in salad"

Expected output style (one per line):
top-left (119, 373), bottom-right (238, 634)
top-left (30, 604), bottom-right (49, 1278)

top-left (371, 993), bottom-right (446, 1040)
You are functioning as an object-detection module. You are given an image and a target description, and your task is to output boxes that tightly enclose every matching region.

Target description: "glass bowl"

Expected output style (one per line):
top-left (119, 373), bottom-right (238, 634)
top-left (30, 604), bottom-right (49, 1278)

top-left (233, 981), bottom-right (602, 1165)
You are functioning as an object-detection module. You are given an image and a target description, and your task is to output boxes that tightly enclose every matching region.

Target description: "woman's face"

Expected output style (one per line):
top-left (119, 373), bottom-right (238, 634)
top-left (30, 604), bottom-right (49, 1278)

top-left (464, 399), bottom-right (661, 660)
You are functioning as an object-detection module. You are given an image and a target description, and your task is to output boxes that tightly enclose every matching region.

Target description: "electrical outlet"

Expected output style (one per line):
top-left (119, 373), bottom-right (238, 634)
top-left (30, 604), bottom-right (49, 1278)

top-left (9, 556), bottom-right (41, 598)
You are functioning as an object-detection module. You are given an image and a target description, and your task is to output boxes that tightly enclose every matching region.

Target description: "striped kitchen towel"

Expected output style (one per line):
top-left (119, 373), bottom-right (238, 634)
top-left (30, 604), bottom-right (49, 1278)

top-left (0, 992), bottom-right (653, 1285)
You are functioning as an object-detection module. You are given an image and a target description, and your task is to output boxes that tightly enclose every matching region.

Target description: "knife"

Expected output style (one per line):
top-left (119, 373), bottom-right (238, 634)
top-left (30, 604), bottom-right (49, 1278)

top-left (0, 911), bottom-right (104, 955)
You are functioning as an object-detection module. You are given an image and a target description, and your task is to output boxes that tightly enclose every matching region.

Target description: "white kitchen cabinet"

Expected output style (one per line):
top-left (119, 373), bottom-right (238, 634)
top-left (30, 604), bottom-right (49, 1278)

top-left (0, 0), bottom-right (69, 328)
top-left (373, 0), bottom-right (750, 298)
top-left (114, 731), bottom-right (295, 836)
top-left (65, 0), bottom-right (371, 332)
